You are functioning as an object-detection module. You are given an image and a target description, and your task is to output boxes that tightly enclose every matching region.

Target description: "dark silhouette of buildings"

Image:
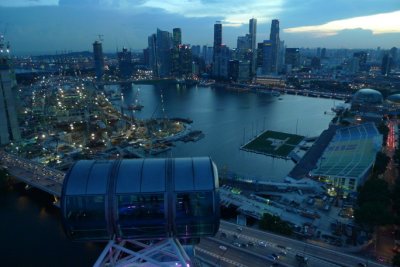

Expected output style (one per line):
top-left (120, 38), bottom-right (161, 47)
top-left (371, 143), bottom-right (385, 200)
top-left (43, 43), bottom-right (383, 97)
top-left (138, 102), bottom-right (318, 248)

top-left (117, 47), bottom-right (133, 79)
top-left (0, 38), bottom-right (20, 145)
top-left (93, 40), bottom-right (105, 80)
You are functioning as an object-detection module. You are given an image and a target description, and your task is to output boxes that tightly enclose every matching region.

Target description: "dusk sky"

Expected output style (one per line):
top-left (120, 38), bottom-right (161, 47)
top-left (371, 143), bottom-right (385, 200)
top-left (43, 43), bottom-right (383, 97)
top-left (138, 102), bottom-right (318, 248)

top-left (0, 0), bottom-right (399, 55)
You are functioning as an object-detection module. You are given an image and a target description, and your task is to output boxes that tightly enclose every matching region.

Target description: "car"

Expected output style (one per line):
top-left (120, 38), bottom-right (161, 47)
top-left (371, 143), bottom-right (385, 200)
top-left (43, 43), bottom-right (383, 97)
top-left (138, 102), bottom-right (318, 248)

top-left (232, 242), bottom-right (241, 247)
top-left (258, 241), bottom-right (267, 247)
top-left (247, 241), bottom-right (255, 247)
top-left (271, 253), bottom-right (279, 260)
top-left (266, 255), bottom-right (276, 261)
top-left (295, 254), bottom-right (308, 263)
top-left (219, 245), bottom-right (227, 251)
top-left (236, 226), bottom-right (243, 232)
top-left (220, 232), bottom-right (227, 238)
top-left (233, 234), bottom-right (239, 239)
top-left (279, 250), bottom-right (287, 256)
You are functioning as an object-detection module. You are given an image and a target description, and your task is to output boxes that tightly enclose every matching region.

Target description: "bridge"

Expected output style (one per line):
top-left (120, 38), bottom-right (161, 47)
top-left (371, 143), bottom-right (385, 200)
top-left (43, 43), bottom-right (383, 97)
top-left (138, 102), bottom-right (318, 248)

top-left (0, 150), bottom-right (64, 198)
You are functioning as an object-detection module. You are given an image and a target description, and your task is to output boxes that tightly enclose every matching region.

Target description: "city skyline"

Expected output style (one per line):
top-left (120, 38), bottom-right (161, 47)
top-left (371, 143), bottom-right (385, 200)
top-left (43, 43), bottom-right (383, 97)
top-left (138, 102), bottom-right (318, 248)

top-left (0, 0), bottom-right (399, 54)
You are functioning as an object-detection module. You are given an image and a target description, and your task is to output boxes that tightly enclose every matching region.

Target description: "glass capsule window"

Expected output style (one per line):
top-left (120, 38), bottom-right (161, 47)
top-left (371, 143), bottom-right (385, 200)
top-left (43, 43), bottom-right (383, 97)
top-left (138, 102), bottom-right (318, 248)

top-left (175, 192), bottom-right (215, 236)
top-left (117, 193), bottom-right (166, 238)
top-left (65, 195), bottom-right (108, 240)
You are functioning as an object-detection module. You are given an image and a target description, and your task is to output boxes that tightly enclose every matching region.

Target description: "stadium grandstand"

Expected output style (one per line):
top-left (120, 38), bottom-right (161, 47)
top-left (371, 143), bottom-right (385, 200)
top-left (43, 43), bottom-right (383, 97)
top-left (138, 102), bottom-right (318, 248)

top-left (310, 123), bottom-right (382, 194)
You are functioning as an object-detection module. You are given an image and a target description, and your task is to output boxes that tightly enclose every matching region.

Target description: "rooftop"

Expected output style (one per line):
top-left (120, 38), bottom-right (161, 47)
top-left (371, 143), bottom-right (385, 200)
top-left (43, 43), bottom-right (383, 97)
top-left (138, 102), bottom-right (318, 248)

top-left (310, 123), bottom-right (382, 179)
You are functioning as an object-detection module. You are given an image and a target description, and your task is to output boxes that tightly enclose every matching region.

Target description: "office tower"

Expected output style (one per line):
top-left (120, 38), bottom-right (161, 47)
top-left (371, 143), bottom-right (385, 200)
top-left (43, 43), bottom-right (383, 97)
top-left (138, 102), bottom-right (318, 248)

top-left (143, 48), bottom-right (149, 67)
top-left (172, 28), bottom-right (182, 47)
top-left (213, 21), bottom-right (223, 78)
top-left (0, 37), bottom-right (21, 145)
top-left (353, 51), bottom-right (368, 71)
top-left (179, 44), bottom-right (192, 76)
top-left (228, 60), bottom-right (239, 81)
top-left (237, 35), bottom-right (251, 50)
top-left (249, 18), bottom-right (257, 77)
top-left (261, 40), bottom-right (273, 74)
top-left (321, 48), bottom-right (327, 58)
top-left (117, 47), bottom-right (133, 79)
top-left (148, 34), bottom-right (158, 76)
top-left (311, 57), bottom-right (321, 69)
top-left (278, 40), bottom-right (285, 72)
top-left (257, 42), bottom-right (264, 69)
top-left (213, 22), bottom-right (222, 56)
top-left (191, 45), bottom-right (201, 58)
top-left (93, 40), bottom-right (105, 80)
top-left (390, 47), bottom-right (398, 68)
top-left (219, 45), bottom-right (230, 79)
top-left (269, 19), bottom-right (280, 74)
top-left (381, 54), bottom-right (392, 76)
top-left (156, 28), bottom-right (173, 77)
top-left (285, 48), bottom-right (300, 69)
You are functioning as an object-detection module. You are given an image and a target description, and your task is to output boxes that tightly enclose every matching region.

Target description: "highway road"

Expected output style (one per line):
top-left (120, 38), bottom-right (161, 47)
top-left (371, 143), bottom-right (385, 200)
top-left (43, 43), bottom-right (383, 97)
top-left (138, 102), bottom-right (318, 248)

top-left (195, 221), bottom-right (389, 267)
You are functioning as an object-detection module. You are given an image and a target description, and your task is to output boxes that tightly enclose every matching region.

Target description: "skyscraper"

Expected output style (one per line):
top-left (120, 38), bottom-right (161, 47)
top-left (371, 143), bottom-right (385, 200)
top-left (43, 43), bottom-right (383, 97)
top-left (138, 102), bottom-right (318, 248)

top-left (269, 19), bottom-right (280, 74)
top-left (213, 21), bottom-right (223, 78)
top-left (0, 36), bottom-right (20, 145)
top-left (117, 47), bottom-right (133, 79)
top-left (93, 40), bottom-right (105, 80)
top-left (285, 48), bottom-right (300, 69)
top-left (156, 28), bottom-right (173, 77)
top-left (172, 28), bottom-right (182, 47)
top-left (148, 34), bottom-right (158, 76)
top-left (261, 40), bottom-right (273, 74)
top-left (249, 18), bottom-right (257, 77)
top-left (381, 53), bottom-right (392, 76)
top-left (213, 22), bottom-right (222, 56)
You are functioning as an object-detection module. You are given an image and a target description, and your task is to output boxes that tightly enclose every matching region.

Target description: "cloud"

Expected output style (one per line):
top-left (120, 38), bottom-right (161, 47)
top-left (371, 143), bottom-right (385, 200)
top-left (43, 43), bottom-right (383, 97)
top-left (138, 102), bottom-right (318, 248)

top-left (135, 0), bottom-right (284, 26)
top-left (284, 10), bottom-right (400, 36)
top-left (0, 0), bottom-right (58, 7)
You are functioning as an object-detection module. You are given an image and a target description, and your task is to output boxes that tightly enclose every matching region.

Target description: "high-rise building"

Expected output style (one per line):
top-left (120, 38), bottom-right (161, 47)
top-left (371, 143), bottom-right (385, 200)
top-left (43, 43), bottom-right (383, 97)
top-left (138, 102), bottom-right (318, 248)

top-left (261, 40), bottom-right (273, 75)
top-left (172, 28), bottom-right (182, 47)
top-left (179, 44), bottom-right (193, 76)
top-left (228, 60), bottom-right (239, 81)
top-left (147, 34), bottom-right (158, 76)
top-left (0, 37), bottom-right (21, 145)
top-left (285, 48), bottom-right (300, 69)
top-left (213, 22), bottom-right (222, 56)
top-left (156, 28), bottom-right (173, 77)
top-left (381, 53), bottom-right (392, 76)
top-left (93, 40), bottom-right (105, 80)
top-left (353, 51), bottom-right (368, 71)
top-left (269, 19), bottom-right (280, 74)
top-left (117, 47), bottom-right (133, 79)
top-left (213, 21), bottom-right (223, 78)
top-left (219, 45), bottom-right (230, 79)
top-left (191, 45), bottom-right (201, 58)
top-left (237, 35), bottom-right (251, 50)
top-left (249, 18), bottom-right (257, 77)
top-left (390, 47), bottom-right (398, 68)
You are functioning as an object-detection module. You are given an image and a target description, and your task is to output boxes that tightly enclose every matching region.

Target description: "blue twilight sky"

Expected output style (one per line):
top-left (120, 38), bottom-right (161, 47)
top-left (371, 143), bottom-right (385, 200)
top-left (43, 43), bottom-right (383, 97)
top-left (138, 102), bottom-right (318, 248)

top-left (0, 0), bottom-right (399, 55)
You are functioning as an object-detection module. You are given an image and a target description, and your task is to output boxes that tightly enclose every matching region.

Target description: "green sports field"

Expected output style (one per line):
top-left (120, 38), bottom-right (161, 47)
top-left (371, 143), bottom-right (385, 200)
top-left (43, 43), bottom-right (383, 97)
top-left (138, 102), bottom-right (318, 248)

top-left (242, 130), bottom-right (304, 158)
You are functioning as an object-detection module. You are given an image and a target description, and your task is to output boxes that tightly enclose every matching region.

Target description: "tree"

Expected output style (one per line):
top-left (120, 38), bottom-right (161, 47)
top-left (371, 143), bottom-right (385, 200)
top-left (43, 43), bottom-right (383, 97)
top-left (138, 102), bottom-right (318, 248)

top-left (357, 177), bottom-right (390, 206)
top-left (259, 213), bottom-right (293, 236)
top-left (377, 123), bottom-right (389, 147)
top-left (355, 177), bottom-right (393, 228)
top-left (354, 201), bottom-right (393, 227)
top-left (373, 151), bottom-right (390, 176)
